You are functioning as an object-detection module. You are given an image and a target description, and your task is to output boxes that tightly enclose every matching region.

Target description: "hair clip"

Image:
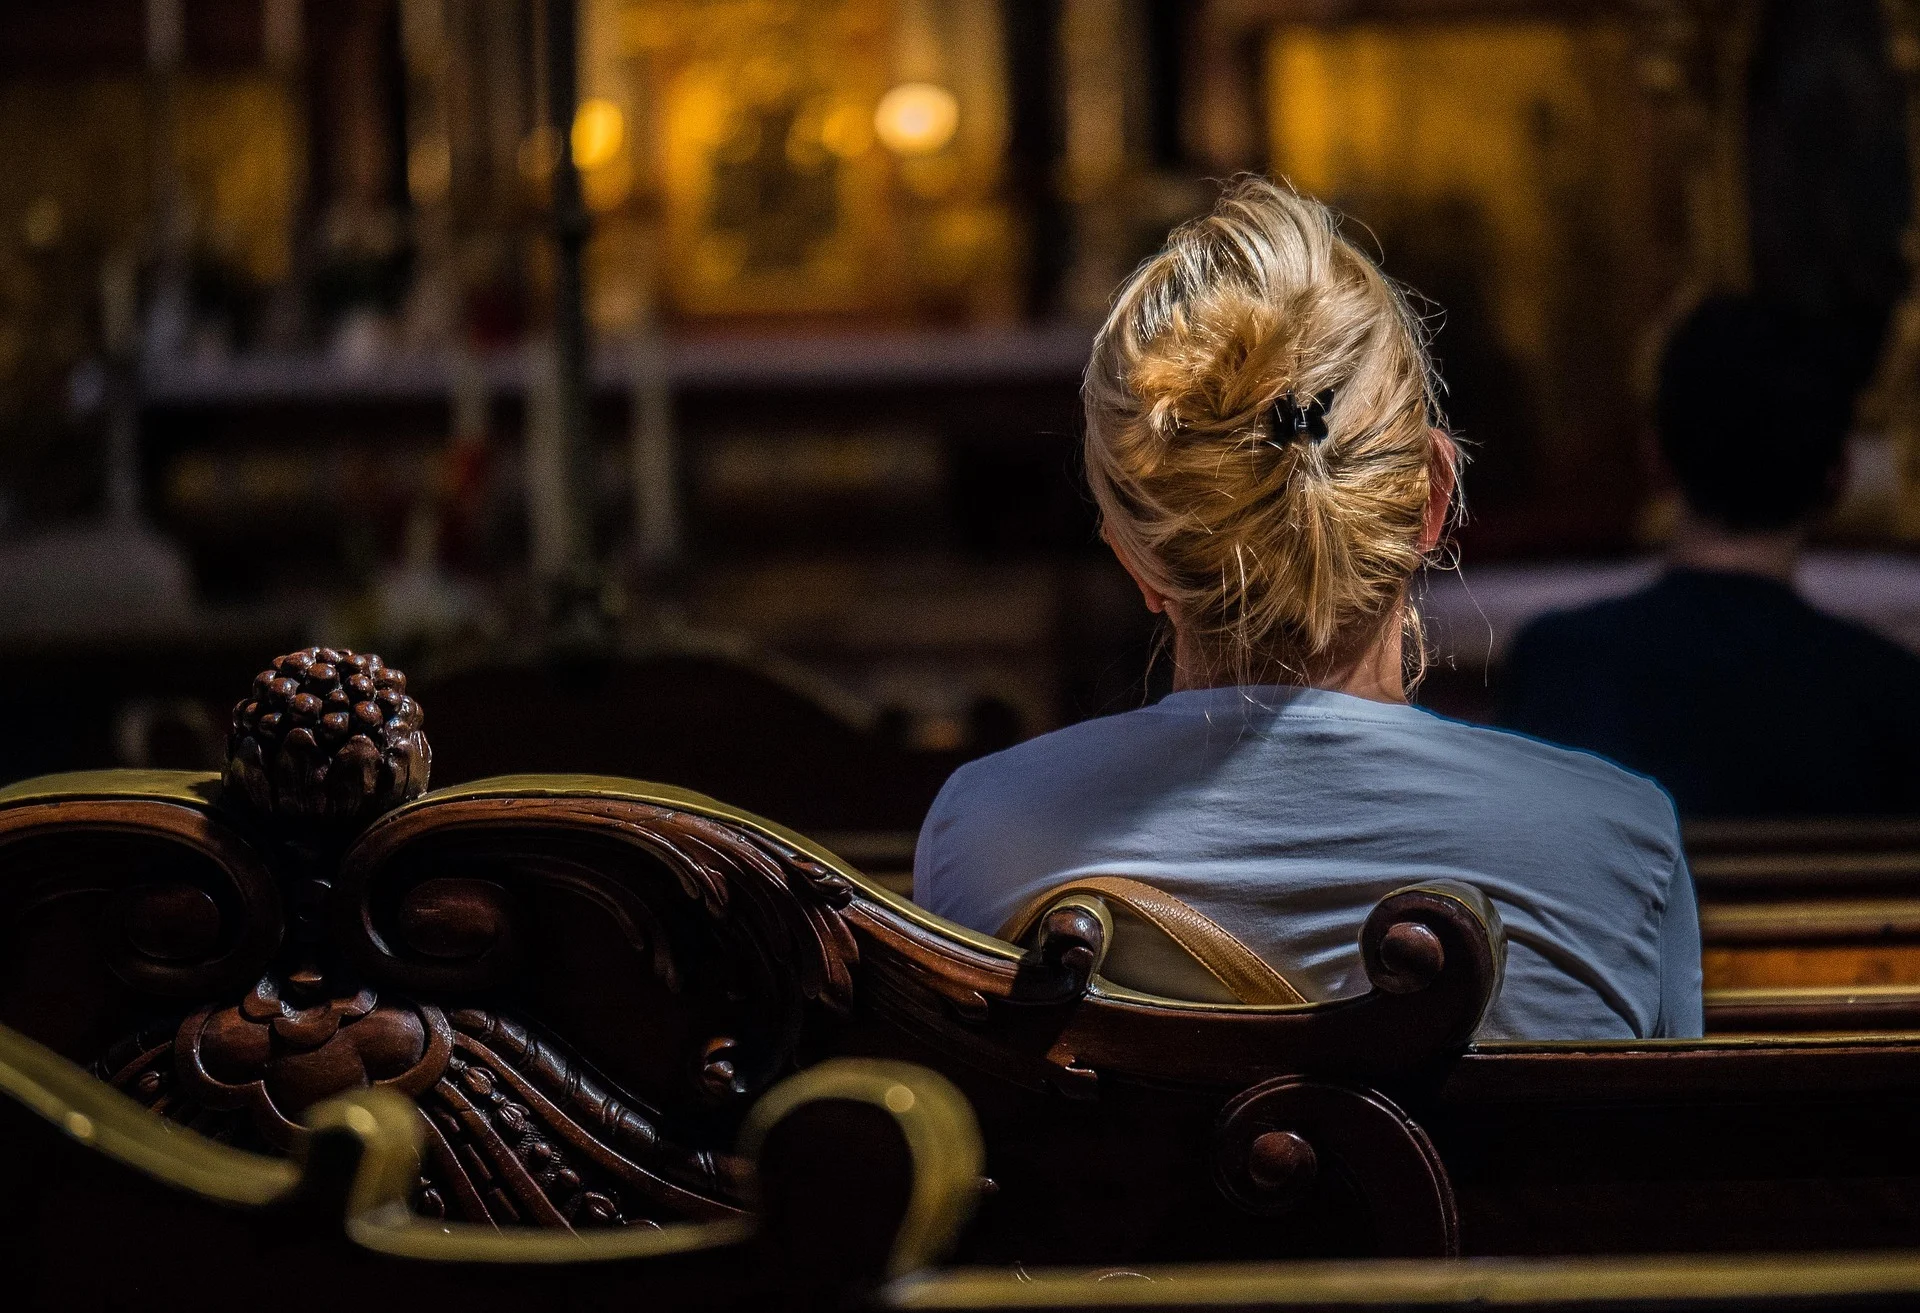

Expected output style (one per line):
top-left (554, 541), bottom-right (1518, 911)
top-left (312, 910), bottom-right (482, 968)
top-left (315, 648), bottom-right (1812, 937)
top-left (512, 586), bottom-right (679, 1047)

top-left (1269, 389), bottom-right (1335, 446)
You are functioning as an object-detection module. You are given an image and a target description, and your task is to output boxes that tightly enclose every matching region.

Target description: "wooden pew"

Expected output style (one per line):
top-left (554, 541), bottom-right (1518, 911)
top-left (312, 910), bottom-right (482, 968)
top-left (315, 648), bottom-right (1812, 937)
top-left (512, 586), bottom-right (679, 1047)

top-left (1689, 818), bottom-right (1920, 1032)
top-left (30, 974), bottom-right (1920, 1313)
top-left (0, 759), bottom-right (1499, 1265)
top-left (23, 761), bottom-right (1920, 1266)
top-left (0, 1012), bottom-right (982, 1313)
top-left (14, 645), bottom-right (1920, 1270)
top-left (1408, 1034), bottom-right (1920, 1255)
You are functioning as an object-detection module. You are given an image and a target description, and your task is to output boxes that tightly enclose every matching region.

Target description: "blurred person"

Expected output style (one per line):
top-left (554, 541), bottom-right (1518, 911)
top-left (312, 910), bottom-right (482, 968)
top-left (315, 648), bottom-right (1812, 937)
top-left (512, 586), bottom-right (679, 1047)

top-left (1500, 295), bottom-right (1920, 816)
top-left (914, 178), bottom-right (1699, 1041)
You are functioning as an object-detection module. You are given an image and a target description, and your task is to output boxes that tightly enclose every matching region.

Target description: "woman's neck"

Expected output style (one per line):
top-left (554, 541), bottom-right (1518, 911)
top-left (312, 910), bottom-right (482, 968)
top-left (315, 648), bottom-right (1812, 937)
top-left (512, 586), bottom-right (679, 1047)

top-left (1169, 611), bottom-right (1409, 704)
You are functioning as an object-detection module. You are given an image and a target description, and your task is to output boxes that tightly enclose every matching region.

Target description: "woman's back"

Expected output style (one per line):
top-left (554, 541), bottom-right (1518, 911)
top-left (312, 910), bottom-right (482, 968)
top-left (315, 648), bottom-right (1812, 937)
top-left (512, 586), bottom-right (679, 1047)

top-left (915, 176), bottom-right (1703, 1041)
top-left (915, 685), bottom-right (1700, 1040)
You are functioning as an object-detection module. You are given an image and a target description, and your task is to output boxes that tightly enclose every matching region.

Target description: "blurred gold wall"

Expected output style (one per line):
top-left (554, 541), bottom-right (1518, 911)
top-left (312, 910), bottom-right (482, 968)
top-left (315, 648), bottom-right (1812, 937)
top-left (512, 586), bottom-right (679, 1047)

top-left (1268, 21), bottom-right (1646, 388)
top-left (173, 77), bottom-right (303, 286)
top-left (0, 80), bottom-right (146, 426)
top-left (590, 0), bottom-right (1020, 326)
top-left (1256, 12), bottom-right (1726, 547)
top-left (0, 65), bottom-right (297, 485)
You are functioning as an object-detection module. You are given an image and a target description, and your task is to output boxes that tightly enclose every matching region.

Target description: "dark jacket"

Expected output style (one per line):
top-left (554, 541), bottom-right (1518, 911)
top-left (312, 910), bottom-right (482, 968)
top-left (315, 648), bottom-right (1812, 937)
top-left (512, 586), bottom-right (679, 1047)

top-left (1498, 568), bottom-right (1920, 817)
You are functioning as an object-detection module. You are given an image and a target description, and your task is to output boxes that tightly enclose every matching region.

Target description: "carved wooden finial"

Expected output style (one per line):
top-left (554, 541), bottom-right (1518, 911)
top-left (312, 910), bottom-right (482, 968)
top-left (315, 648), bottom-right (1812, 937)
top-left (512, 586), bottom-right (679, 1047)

top-left (226, 647), bottom-right (430, 823)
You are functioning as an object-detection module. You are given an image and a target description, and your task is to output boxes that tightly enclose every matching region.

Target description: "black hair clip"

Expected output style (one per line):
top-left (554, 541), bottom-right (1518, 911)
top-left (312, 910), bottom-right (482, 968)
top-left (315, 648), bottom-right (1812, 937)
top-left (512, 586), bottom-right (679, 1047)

top-left (1269, 389), bottom-right (1335, 445)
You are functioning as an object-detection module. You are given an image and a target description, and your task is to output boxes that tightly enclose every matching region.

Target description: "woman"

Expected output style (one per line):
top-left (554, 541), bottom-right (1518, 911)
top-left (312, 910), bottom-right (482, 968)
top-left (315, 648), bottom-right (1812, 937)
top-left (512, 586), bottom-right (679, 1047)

top-left (914, 178), bottom-right (1700, 1040)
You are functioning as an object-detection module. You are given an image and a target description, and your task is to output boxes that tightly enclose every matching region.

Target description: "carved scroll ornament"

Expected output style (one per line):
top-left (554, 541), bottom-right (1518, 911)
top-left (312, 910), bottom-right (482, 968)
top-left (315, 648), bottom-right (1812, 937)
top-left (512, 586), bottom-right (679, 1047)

top-left (0, 648), bottom-right (858, 1232)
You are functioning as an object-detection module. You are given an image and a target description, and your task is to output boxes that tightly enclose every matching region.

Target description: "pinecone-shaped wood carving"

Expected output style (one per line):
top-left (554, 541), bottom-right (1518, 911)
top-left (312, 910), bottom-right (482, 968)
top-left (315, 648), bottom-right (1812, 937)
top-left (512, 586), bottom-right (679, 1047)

top-left (227, 647), bottom-right (430, 822)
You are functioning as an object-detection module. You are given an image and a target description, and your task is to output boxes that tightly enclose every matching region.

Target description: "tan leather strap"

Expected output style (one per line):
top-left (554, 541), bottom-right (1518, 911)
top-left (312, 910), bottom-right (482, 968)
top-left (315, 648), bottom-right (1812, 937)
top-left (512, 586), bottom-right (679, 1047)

top-left (997, 876), bottom-right (1307, 1005)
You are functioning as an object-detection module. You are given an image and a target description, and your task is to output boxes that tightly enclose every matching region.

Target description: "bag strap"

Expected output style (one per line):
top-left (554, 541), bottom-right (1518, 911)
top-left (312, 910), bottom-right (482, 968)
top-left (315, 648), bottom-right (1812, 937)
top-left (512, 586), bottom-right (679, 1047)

top-left (996, 876), bottom-right (1307, 1006)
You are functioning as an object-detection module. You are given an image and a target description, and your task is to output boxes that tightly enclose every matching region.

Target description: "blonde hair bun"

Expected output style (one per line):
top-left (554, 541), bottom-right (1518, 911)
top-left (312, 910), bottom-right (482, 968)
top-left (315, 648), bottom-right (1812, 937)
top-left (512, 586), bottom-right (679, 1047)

top-left (1083, 174), bottom-right (1449, 684)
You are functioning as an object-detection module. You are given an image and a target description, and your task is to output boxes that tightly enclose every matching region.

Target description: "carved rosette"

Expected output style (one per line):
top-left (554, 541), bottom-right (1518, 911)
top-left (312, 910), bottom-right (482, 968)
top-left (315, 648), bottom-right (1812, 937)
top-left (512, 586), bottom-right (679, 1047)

top-left (174, 976), bottom-right (450, 1145)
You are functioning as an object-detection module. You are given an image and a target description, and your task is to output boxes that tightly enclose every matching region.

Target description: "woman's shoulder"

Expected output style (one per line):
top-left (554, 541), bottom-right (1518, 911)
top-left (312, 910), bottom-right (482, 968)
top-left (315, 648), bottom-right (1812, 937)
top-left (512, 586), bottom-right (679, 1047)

top-left (1418, 710), bottom-right (1683, 844)
top-left (915, 705), bottom-right (1180, 925)
top-left (932, 703), bottom-right (1172, 813)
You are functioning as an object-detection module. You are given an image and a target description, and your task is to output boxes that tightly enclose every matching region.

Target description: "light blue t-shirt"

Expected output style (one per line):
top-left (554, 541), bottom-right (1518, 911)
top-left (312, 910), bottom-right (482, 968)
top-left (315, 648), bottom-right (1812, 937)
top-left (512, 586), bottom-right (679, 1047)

top-left (914, 685), bottom-right (1702, 1040)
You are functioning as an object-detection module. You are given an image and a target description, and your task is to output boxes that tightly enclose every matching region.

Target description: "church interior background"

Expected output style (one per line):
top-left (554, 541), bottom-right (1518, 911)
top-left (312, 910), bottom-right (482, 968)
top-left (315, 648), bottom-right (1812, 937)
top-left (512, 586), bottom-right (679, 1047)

top-left (0, 0), bottom-right (1917, 845)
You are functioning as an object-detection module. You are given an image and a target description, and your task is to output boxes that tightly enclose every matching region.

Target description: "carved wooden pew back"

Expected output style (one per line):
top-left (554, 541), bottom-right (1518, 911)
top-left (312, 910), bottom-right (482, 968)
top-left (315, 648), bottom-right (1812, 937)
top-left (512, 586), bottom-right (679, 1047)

top-left (0, 764), bottom-right (1501, 1265)
top-left (0, 646), bottom-right (1507, 1269)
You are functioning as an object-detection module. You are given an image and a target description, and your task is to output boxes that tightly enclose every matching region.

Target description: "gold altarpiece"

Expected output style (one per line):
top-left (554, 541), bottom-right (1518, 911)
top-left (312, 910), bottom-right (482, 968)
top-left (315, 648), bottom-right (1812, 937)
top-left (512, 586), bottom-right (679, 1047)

top-left (392, 0), bottom-right (1021, 335)
top-left (585, 0), bottom-right (1021, 327)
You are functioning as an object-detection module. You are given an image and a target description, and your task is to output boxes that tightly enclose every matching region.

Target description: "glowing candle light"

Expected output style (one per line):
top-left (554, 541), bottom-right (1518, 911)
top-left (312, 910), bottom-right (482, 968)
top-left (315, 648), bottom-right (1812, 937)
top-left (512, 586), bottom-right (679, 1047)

top-left (571, 97), bottom-right (626, 170)
top-left (873, 82), bottom-right (958, 156)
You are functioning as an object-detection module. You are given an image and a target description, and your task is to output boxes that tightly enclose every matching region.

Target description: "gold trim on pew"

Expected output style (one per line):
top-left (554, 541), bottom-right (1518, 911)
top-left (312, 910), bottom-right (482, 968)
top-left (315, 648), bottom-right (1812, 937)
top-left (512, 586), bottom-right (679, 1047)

top-left (888, 1251), bottom-right (1920, 1309)
top-left (1702, 899), bottom-right (1920, 941)
top-left (1708, 984), bottom-right (1920, 1008)
top-left (0, 1019), bottom-right (298, 1206)
top-left (335, 1058), bottom-right (982, 1271)
top-left (741, 1058), bottom-right (985, 1278)
top-left (0, 768), bottom-right (223, 810)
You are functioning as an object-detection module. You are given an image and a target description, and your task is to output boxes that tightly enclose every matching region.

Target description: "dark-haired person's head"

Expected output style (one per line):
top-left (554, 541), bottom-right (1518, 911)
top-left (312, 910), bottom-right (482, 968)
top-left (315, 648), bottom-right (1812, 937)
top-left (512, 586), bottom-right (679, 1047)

top-left (1657, 295), bottom-right (1850, 533)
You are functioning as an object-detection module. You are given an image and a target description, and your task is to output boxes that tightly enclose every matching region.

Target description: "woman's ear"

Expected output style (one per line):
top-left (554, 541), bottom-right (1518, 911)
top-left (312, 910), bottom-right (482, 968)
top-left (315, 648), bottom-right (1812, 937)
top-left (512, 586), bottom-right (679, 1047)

top-left (1103, 525), bottom-right (1170, 615)
top-left (1419, 430), bottom-right (1459, 554)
